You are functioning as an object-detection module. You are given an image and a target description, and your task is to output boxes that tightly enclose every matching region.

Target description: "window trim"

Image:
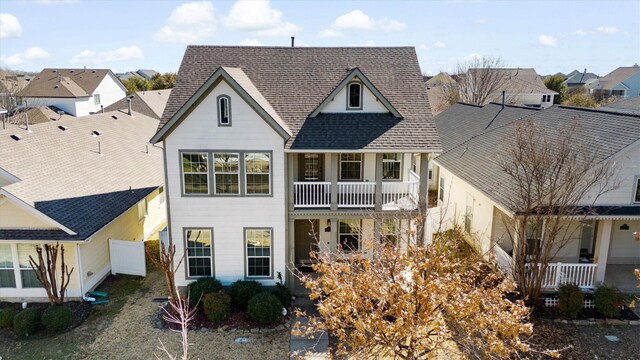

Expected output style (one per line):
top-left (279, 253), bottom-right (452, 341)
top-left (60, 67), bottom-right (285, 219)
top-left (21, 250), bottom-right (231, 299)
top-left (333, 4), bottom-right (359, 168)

top-left (17, 243), bottom-right (42, 288)
top-left (94, 94), bottom-right (101, 105)
top-left (338, 219), bottom-right (362, 253)
top-left (217, 95), bottom-right (232, 126)
top-left (610, 89), bottom-right (626, 97)
top-left (180, 151), bottom-right (210, 196)
top-left (339, 153), bottom-right (363, 181)
top-left (137, 198), bottom-right (148, 221)
top-left (633, 176), bottom-right (640, 204)
top-left (183, 227), bottom-right (214, 280)
top-left (244, 152), bottom-right (272, 196)
top-left (244, 227), bottom-right (274, 279)
top-left (382, 153), bottom-right (403, 181)
top-left (0, 243), bottom-right (16, 288)
top-left (346, 81), bottom-right (363, 110)
top-left (213, 152), bottom-right (241, 196)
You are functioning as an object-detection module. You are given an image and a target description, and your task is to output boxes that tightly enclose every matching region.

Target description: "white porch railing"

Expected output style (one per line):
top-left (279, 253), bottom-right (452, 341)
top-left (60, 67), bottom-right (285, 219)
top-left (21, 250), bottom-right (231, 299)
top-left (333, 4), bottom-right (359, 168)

top-left (338, 182), bottom-right (375, 208)
top-left (381, 180), bottom-right (419, 205)
top-left (526, 262), bottom-right (597, 289)
top-left (293, 182), bottom-right (331, 208)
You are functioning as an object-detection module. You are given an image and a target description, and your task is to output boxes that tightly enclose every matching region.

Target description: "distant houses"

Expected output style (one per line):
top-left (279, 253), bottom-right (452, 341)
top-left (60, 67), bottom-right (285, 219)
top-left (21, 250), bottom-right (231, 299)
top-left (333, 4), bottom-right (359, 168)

top-left (585, 64), bottom-right (640, 98)
top-left (116, 69), bottom-right (159, 82)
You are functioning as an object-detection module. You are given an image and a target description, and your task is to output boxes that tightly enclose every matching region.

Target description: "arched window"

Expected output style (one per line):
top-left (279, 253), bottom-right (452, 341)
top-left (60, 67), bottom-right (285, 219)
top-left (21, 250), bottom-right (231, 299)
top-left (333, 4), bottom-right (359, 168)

top-left (217, 95), bottom-right (231, 126)
top-left (347, 82), bottom-right (362, 109)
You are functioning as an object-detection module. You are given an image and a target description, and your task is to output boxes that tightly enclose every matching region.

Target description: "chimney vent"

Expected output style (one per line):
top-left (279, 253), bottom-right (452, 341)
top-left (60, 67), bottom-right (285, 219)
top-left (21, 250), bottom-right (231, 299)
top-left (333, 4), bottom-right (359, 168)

top-left (126, 98), bottom-right (132, 116)
top-left (291, 36), bottom-right (295, 47)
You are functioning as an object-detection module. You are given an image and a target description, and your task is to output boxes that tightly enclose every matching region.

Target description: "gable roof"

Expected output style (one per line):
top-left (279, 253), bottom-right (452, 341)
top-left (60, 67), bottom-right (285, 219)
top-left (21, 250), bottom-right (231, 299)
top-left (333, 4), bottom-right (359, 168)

top-left (434, 104), bottom-right (640, 212)
top-left (18, 68), bottom-right (120, 98)
top-left (155, 46), bottom-right (440, 152)
top-left (105, 89), bottom-right (171, 119)
top-left (592, 65), bottom-right (640, 89)
top-left (425, 72), bottom-right (455, 87)
top-left (0, 110), bottom-right (163, 241)
top-left (564, 70), bottom-right (598, 85)
top-left (600, 97), bottom-right (640, 115)
top-left (469, 68), bottom-right (557, 96)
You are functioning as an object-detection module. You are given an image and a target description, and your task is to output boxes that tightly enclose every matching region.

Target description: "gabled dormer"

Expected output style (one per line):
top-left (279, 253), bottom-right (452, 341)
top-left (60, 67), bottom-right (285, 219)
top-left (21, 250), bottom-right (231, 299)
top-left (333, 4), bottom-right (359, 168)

top-left (310, 68), bottom-right (402, 117)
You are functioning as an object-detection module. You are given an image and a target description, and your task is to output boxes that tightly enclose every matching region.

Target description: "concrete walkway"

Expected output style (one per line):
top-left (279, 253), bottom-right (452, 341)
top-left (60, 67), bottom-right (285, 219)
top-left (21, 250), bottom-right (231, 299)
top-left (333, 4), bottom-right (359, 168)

top-left (290, 273), bottom-right (330, 359)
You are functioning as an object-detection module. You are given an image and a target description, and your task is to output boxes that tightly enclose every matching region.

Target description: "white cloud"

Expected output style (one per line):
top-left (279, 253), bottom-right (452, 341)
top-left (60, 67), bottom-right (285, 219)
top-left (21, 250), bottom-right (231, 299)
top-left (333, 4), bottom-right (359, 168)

top-left (320, 10), bottom-right (405, 37)
top-left (153, 1), bottom-right (216, 43)
top-left (418, 43), bottom-right (429, 51)
top-left (1, 47), bottom-right (49, 67)
top-left (538, 35), bottom-right (557, 46)
top-left (224, 0), bottom-right (299, 38)
top-left (434, 41), bottom-right (446, 49)
top-left (573, 29), bottom-right (587, 36)
top-left (0, 13), bottom-right (22, 39)
top-left (70, 45), bottom-right (143, 65)
top-left (239, 38), bottom-right (263, 46)
top-left (474, 18), bottom-right (488, 24)
top-left (596, 26), bottom-right (620, 34)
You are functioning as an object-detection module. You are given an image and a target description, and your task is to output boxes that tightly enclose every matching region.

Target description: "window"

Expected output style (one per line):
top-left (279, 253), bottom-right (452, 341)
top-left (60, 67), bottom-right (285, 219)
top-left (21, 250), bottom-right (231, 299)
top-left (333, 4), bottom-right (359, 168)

top-left (464, 194), bottom-right (474, 233)
top-left (185, 229), bottom-right (212, 277)
top-left (526, 221), bottom-right (543, 256)
top-left (381, 219), bottom-right (400, 246)
top-left (438, 177), bottom-right (445, 202)
top-left (94, 94), bottom-right (101, 105)
top-left (339, 153), bottom-right (362, 180)
top-left (182, 152), bottom-right (209, 194)
top-left (611, 89), bottom-right (625, 97)
top-left (245, 228), bottom-right (272, 277)
top-left (18, 244), bottom-right (41, 288)
top-left (0, 244), bottom-right (16, 288)
top-left (382, 153), bottom-right (402, 180)
top-left (634, 178), bottom-right (640, 203)
top-left (214, 153), bottom-right (239, 194)
top-left (339, 219), bottom-right (361, 252)
top-left (542, 95), bottom-right (551, 102)
top-left (245, 153), bottom-right (270, 194)
top-left (137, 198), bottom-right (148, 220)
top-left (159, 186), bottom-right (165, 204)
top-left (217, 95), bottom-right (231, 126)
top-left (347, 82), bottom-right (362, 109)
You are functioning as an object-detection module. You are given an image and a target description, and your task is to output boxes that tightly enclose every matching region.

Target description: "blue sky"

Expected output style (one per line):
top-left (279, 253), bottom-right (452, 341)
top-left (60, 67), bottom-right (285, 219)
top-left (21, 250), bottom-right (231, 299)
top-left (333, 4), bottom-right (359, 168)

top-left (1, 0), bottom-right (638, 76)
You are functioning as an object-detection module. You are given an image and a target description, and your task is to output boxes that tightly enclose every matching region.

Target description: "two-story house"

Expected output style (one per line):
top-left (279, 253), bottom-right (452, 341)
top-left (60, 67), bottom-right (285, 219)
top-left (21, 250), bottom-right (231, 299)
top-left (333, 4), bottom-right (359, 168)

top-left (585, 65), bottom-right (640, 98)
top-left (150, 46), bottom-right (441, 288)
top-left (18, 68), bottom-right (127, 117)
top-left (432, 103), bottom-right (640, 292)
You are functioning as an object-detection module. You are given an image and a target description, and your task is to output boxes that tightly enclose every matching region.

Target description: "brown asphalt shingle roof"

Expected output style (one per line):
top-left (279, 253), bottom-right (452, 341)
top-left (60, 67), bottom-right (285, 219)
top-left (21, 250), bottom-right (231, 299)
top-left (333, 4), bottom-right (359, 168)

top-left (105, 89), bottom-right (171, 120)
top-left (18, 68), bottom-right (114, 98)
top-left (158, 46), bottom-right (440, 151)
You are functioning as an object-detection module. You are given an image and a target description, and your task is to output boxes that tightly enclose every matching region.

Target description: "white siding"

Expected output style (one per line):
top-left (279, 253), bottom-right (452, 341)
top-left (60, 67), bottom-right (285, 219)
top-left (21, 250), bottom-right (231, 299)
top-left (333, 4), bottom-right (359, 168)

top-left (583, 142), bottom-right (640, 206)
top-left (608, 220), bottom-right (640, 264)
top-left (90, 73), bottom-right (127, 111)
top-left (165, 80), bottom-right (286, 286)
top-left (320, 82), bottom-right (389, 113)
top-left (24, 97), bottom-right (79, 116)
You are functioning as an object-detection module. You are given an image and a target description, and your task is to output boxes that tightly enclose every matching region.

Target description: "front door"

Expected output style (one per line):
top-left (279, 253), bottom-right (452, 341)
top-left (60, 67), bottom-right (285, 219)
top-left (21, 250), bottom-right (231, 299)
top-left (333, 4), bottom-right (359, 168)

top-left (299, 154), bottom-right (324, 181)
top-left (295, 219), bottom-right (319, 265)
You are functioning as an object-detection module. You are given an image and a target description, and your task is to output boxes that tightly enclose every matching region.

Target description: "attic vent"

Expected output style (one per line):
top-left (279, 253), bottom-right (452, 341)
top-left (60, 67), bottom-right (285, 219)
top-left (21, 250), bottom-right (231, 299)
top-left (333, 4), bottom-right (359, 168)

top-left (58, 125), bottom-right (68, 131)
top-left (70, 70), bottom-right (74, 73)
top-left (112, 115), bottom-right (118, 120)
top-left (92, 70), bottom-right (96, 73)
top-left (10, 134), bottom-right (22, 141)
top-left (52, 70), bottom-right (57, 73)
top-left (92, 130), bottom-right (102, 136)
top-left (54, 85), bottom-right (59, 89)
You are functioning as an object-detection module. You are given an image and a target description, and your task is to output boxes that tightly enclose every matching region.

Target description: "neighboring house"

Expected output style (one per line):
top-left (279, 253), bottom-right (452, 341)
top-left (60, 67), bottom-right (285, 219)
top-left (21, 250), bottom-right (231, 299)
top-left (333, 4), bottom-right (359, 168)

top-left (0, 110), bottom-right (165, 302)
top-left (585, 64), bottom-right (640, 98)
top-left (105, 89), bottom-right (171, 120)
top-left (600, 97), bottom-right (640, 115)
top-left (424, 72), bottom-right (456, 116)
top-left (5, 106), bottom-right (67, 126)
top-left (116, 69), bottom-right (160, 82)
top-left (18, 68), bottom-right (127, 117)
top-left (150, 46), bottom-right (440, 288)
top-left (470, 68), bottom-right (558, 107)
top-left (563, 69), bottom-right (599, 88)
top-left (432, 103), bottom-right (640, 292)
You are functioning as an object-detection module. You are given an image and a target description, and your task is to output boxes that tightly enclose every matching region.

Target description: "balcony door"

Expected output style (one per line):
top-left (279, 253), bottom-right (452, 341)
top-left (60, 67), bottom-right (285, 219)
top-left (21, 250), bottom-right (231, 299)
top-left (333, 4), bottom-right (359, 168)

top-left (299, 153), bottom-right (324, 181)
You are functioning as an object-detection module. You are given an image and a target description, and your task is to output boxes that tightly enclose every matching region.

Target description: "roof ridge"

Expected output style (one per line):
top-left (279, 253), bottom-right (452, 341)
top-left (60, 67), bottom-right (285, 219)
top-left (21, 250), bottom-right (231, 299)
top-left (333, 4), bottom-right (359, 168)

top-left (557, 105), bottom-right (640, 118)
top-left (486, 102), bottom-right (543, 110)
top-left (186, 45), bottom-right (416, 49)
top-left (454, 101), bottom-right (484, 108)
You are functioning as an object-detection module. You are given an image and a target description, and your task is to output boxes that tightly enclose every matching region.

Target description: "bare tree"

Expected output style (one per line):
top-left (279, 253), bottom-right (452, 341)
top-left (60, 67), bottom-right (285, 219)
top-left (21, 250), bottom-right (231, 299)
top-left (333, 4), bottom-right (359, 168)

top-left (28, 242), bottom-right (74, 305)
top-left (156, 294), bottom-right (197, 360)
top-left (499, 119), bottom-right (617, 306)
top-left (147, 238), bottom-right (184, 306)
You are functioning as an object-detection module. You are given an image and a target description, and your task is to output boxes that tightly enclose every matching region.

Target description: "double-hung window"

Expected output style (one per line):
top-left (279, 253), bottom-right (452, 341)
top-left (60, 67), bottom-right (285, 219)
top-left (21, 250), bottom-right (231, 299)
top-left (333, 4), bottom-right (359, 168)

top-left (214, 153), bottom-right (239, 194)
top-left (246, 229), bottom-right (272, 278)
top-left (339, 154), bottom-right (362, 180)
top-left (381, 219), bottom-right (399, 246)
top-left (0, 244), bottom-right (16, 288)
top-left (245, 153), bottom-right (270, 194)
top-left (338, 219), bottom-right (361, 252)
top-left (185, 229), bottom-right (212, 277)
top-left (382, 153), bottom-right (402, 180)
top-left (182, 152), bottom-right (209, 194)
top-left (18, 244), bottom-right (41, 288)
top-left (347, 82), bottom-right (362, 109)
top-left (218, 95), bottom-right (231, 126)
top-left (464, 193), bottom-right (474, 233)
top-left (438, 177), bottom-right (445, 202)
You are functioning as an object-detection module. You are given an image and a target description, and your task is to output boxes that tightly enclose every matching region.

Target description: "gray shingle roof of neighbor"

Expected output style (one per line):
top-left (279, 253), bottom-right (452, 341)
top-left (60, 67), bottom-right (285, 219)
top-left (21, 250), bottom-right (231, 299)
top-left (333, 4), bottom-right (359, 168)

top-left (17, 68), bottom-right (115, 98)
top-left (105, 89), bottom-right (172, 119)
top-left (157, 46), bottom-right (441, 152)
top-left (468, 68), bottom-right (557, 96)
top-left (0, 110), bottom-right (164, 241)
top-left (433, 104), bottom-right (640, 213)
top-left (600, 97), bottom-right (640, 115)
top-left (589, 65), bottom-right (640, 89)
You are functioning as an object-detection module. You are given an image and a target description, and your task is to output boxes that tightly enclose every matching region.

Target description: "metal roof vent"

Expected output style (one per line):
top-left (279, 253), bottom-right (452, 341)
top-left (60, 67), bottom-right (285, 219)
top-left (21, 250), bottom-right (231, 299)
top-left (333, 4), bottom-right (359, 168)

top-left (70, 70), bottom-right (74, 73)
top-left (92, 130), bottom-right (102, 136)
top-left (10, 134), bottom-right (22, 141)
top-left (54, 85), bottom-right (59, 89)
top-left (111, 115), bottom-right (118, 120)
top-left (58, 125), bottom-right (68, 131)
top-left (92, 70), bottom-right (96, 73)
top-left (52, 70), bottom-right (57, 73)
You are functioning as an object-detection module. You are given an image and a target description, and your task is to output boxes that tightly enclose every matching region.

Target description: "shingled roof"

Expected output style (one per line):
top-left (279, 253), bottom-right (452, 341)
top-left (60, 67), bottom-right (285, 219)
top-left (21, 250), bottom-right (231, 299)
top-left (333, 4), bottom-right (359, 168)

top-left (105, 89), bottom-right (171, 119)
top-left (157, 46), bottom-right (440, 152)
top-left (18, 68), bottom-right (116, 98)
top-left (434, 105), bottom-right (640, 212)
top-left (0, 110), bottom-right (164, 240)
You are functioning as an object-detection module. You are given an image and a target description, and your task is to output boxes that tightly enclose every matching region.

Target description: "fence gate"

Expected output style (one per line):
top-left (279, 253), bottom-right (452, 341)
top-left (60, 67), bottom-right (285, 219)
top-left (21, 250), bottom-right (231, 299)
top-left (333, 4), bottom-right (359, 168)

top-left (108, 239), bottom-right (146, 277)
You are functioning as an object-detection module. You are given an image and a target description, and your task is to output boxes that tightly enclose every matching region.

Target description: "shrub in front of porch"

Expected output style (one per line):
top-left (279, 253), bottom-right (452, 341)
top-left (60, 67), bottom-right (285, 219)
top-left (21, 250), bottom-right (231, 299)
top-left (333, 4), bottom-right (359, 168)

top-left (558, 284), bottom-right (583, 319)
top-left (202, 291), bottom-right (231, 322)
top-left (41, 305), bottom-right (72, 333)
top-left (0, 308), bottom-right (15, 328)
top-left (594, 286), bottom-right (624, 318)
top-left (188, 277), bottom-right (223, 308)
top-left (13, 308), bottom-right (41, 337)
top-left (230, 280), bottom-right (262, 310)
top-left (247, 293), bottom-right (283, 325)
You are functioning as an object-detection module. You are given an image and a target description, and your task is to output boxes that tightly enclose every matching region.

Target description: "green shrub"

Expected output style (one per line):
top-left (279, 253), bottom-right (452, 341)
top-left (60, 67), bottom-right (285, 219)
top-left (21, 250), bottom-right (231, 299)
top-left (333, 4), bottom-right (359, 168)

top-left (188, 277), bottom-right (223, 307)
top-left (41, 305), bottom-right (73, 333)
top-left (0, 308), bottom-right (16, 328)
top-left (594, 286), bottom-right (624, 318)
top-left (247, 293), bottom-right (283, 325)
top-left (558, 284), bottom-right (584, 319)
top-left (13, 308), bottom-right (41, 337)
top-left (272, 283), bottom-right (293, 308)
top-left (202, 291), bottom-right (231, 323)
top-left (230, 280), bottom-right (262, 310)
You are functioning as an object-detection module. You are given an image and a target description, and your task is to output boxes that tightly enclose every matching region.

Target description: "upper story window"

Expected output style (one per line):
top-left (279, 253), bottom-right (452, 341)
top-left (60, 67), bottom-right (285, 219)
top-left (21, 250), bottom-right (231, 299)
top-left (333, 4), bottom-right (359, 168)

top-left (182, 152), bottom-right (209, 195)
top-left (382, 153), bottom-right (402, 180)
top-left (245, 153), bottom-right (270, 195)
top-left (634, 177), bottom-right (640, 203)
top-left (214, 153), bottom-right (239, 194)
top-left (347, 82), bottom-right (362, 110)
top-left (339, 153), bottom-right (362, 180)
top-left (94, 94), bottom-right (101, 105)
top-left (218, 95), bottom-right (231, 126)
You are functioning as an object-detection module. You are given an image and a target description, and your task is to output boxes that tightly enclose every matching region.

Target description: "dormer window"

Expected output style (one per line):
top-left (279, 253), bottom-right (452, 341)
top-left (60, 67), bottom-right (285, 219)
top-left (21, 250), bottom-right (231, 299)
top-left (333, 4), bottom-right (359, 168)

top-left (218, 95), bottom-right (231, 126)
top-left (347, 82), bottom-right (362, 110)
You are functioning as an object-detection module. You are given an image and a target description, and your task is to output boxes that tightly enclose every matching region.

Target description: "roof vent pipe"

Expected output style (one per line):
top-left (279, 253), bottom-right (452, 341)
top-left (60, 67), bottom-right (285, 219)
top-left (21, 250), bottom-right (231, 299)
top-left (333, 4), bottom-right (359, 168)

top-left (101, 105), bottom-right (104, 113)
top-left (291, 36), bottom-right (295, 47)
top-left (501, 90), bottom-right (505, 110)
top-left (127, 98), bottom-right (132, 117)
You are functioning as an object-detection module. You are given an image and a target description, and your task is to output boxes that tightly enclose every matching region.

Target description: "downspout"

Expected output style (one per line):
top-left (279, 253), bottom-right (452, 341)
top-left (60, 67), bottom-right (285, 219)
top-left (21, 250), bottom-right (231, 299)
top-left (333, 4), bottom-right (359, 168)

top-left (76, 243), bottom-right (85, 299)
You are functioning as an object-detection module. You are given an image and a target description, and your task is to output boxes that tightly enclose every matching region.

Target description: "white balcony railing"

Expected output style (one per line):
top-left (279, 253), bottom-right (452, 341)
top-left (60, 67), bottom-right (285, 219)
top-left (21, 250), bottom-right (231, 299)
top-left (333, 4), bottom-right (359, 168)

top-left (526, 262), bottom-right (597, 290)
top-left (338, 182), bottom-right (375, 208)
top-left (293, 182), bottom-right (331, 208)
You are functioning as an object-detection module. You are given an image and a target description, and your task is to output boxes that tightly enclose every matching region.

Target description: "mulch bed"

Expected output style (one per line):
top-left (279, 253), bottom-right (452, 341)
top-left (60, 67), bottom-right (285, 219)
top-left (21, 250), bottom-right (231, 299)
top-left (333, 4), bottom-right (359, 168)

top-left (0, 300), bottom-right (91, 340)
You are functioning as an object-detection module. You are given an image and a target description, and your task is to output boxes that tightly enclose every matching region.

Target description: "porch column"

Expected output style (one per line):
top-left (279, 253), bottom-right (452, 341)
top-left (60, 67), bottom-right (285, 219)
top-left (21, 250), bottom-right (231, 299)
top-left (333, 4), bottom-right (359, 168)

top-left (330, 154), bottom-right (338, 211)
top-left (330, 217), bottom-right (339, 259)
top-left (287, 218), bottom-right (295, 290)
top-left (287, 153), bottom-right (295, 211)
top-left (418, 153), bottom-right (430, 212)
top-left (374, 217), bottom-right (382, 247)
top-left (594, 220), bottom-right (613, 284)
top-left (375, 153), bottom-right (383, 211)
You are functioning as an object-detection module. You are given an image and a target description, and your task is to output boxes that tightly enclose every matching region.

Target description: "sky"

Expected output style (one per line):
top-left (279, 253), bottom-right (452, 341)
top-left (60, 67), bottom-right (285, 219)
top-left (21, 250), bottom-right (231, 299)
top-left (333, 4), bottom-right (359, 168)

top-left (1, 0), bottom-right (639, 76)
